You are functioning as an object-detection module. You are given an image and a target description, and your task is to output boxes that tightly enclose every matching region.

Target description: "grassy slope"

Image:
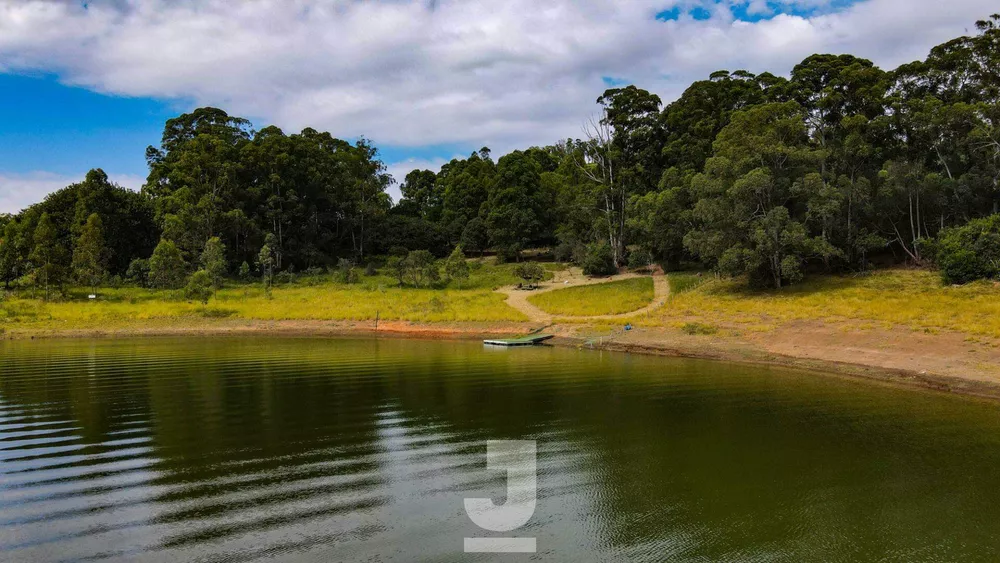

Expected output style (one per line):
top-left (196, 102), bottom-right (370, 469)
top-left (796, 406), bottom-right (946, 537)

top-left (5, 265), bottom-right (1000, 340)
top-left (527, 277), bottom-right (654, 316)
top-left (0, 260), bottom-right (535, 332)
top-left (643, 269), bottom-right (1000, 338)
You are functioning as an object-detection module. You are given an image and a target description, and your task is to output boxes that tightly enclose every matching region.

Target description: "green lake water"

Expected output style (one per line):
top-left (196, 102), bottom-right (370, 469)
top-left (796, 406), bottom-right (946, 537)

top-left (1, 337), bottom-right (999, 562)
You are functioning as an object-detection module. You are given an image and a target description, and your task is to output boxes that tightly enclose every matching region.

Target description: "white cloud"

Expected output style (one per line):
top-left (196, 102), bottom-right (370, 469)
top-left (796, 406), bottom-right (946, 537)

top-left (0, 171), bottom-right (143, 214)
top-left (384, 156), bottom-right (455, 203)
top-left (0, 0), bottom-right (996, 175)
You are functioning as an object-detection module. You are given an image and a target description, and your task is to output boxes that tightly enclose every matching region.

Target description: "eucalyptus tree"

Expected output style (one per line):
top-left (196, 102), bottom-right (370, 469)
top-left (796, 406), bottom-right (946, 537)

top-left (72, 213), bottom-right (108, 293)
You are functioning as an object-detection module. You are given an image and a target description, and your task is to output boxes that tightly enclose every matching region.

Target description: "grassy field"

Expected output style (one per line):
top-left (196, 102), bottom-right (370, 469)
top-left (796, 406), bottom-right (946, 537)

top-left (643, 269), bottom-right (1000, 338)
top-left (665, 272), bottom-right (709, 295)
top-left (0, 259), bottom-right (534, 332)
top-left (5, 262), bottom-right (1000, 340)
top-left (527, 277), bottom-right (655, 316)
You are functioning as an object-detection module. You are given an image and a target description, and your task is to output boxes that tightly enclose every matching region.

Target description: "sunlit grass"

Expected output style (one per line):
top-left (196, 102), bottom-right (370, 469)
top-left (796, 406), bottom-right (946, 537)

top-left (527, 277), bottom-right (654, 316)
top-left (0, 283), bottom-right (526, 330)
top-left (645, 269), bottom-right (1000, 338)
top-left (0, 261), bottom-right (536, 332)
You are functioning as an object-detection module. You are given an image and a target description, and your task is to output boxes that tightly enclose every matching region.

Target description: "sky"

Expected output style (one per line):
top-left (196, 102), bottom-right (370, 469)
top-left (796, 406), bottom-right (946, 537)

top-left (0, 0), bottom-right (997, 212)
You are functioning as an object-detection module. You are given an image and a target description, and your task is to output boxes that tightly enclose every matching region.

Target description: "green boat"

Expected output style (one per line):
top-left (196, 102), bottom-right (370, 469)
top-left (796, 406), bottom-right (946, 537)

top-left (483, 334), bottom-right (555, 347)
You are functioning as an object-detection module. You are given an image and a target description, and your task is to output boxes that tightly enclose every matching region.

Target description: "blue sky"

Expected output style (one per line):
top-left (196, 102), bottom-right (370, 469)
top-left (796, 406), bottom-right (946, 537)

top-left (0, 73), bottom-right (175, 182)
top-left (0, 72), bottom-right (478, 199)
top-left (0, 0), bottom-right (994, 212)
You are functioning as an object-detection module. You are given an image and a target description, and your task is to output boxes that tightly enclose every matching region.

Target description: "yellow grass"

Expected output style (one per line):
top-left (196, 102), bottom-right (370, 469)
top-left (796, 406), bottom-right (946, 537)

top-left (527, 277), bottom-right (654, 316)
top-left (0, 282), bottom-right (526, 333)
top-left (640, 269), bottom-right (1000, 338)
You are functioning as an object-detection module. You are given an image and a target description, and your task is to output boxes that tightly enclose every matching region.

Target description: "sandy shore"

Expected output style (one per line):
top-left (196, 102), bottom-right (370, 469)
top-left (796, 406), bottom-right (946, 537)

top-left (6, 317), bottom-right (1000, 402)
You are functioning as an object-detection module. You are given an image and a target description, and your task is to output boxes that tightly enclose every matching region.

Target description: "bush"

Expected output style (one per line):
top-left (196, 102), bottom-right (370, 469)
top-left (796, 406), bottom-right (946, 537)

top-left (199, 307), bottom-right (236, 318)
top-left (405, 250), bottom-right (438, 287)
top-left (444, 246), bottom-right (470, 287)
top-left (627, 248), bottom-right (653, 270)
top-left (937, 215), bottom-right (1000, 284)
top-left (582, 241), bottom-right (616, 276)
top-left (681, 322), bottom-right (718, 335)
top-left (336, 258), bottom-right (358, 284)
top-left (514, 262), bottom-right (545, 286)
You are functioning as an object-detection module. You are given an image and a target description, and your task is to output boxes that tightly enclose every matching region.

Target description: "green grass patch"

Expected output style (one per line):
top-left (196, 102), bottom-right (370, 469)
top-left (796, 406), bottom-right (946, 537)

top-left (527, 277), bottom-right (654, 316)
top-left (666, 272), bottom-right (708, 295)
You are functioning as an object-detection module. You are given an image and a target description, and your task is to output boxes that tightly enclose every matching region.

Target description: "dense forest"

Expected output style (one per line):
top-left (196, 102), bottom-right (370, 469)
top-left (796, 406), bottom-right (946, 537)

top-left (2, 15), bottom-right (1000, 294)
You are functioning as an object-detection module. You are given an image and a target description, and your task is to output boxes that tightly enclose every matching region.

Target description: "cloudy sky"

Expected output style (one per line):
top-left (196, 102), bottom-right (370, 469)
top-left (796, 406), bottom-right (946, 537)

top-left (1, 0), bottom-right (996, 212)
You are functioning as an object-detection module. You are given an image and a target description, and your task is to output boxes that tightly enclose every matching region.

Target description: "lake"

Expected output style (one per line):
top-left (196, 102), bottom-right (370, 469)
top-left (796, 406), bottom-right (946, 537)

top-left (1, 337), bottom-right (999, 562)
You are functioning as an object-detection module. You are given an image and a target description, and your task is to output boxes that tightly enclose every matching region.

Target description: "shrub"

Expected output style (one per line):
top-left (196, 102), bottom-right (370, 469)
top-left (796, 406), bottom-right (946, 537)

top-left (199, 307), bottom-right (236, 318)
top-left (444, 246), bottom-right (470, 287)
top-left (582, 241), bottom-right (616, 276)
top-left (628, 248), bottom-right (653, 270)
top-left (937, 215), bottom-right (1000, 284)
top-left (681, 322), bottom-right (718, 335)
top-left (336, 258), bottom-right (358, 284)
top-left (405, 250), bottom-right (438, 287)
top-left (514, 262), bottom-right (545, 286)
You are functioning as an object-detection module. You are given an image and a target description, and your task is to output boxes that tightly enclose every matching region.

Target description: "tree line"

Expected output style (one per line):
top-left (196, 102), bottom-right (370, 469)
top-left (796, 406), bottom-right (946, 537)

top-left (1, 14), bottom-right (999, 295)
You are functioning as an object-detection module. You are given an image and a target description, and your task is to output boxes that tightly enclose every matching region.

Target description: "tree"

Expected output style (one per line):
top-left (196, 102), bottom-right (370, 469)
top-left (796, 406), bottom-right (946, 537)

top-left (148, 239), bottom-right (187, 289)
top-left (0, 218), bottom-right (27, 289)
top-left (578, 86), bottom-right (664, 267)
top-left (238, 261), bottom-right (251, 281)
top-left (439, 149), bottom-right (497, 242)
top-left (185, 270), bottom-right (213, 304)
top-left (126, 258), bottom-right (151, 287)
top-left (444, 245), bottom-right (470, 287)
top-left (398, 169), bottom-right (442, 221)
top-left (486, 151), bottom-right (546, 261)
top-left (460, 217), bottom-right (489, 257)
top-left (200, 237), bottom-right (227, 293)
top-left (256, 242), bottom-right (275, 290)
top-left (29, 213), bottom-right (67, 300)
top-left (72, 213), bottom-right (108, 293)
top-left (684, 103), bottom-right (825, 287)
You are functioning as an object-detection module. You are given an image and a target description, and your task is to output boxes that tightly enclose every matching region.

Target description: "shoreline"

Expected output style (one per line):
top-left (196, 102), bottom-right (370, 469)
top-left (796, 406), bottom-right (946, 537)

top-left (6, 318), bottom-right (1000, 402)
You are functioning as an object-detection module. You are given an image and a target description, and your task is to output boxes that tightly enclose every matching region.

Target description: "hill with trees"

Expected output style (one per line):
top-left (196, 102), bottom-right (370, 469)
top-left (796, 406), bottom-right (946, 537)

top-left (2, 15), bottom-right (1000, 295)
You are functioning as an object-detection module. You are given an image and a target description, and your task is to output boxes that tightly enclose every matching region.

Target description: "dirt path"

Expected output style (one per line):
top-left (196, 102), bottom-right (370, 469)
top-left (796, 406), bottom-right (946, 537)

top-left (496, 267), bottom-right (670, 323)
